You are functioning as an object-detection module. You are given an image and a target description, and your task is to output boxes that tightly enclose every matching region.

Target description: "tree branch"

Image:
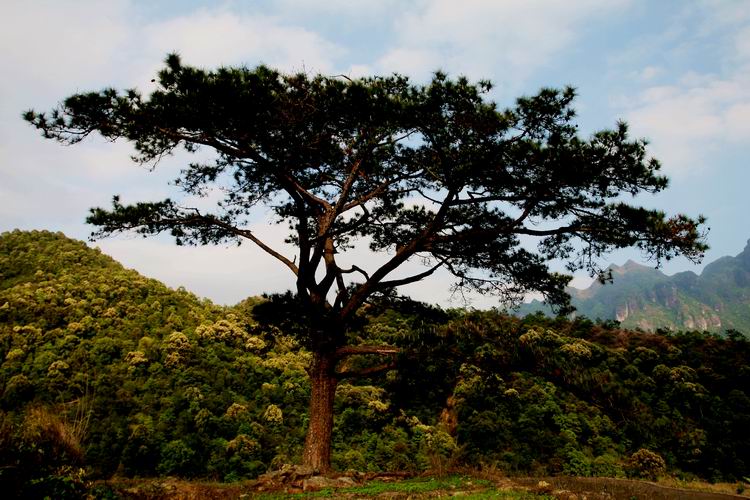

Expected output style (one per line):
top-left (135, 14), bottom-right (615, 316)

top-left (339, 187), bottom-right (459, 320)
top-left (341, 172), bottom-right (421, 212)
top-left (282, 172), bottom-right (332, 210)
top-left (335, 345), bottom-right (401, 358)
top-left (339, 265), bottom-right (370, 280)
top-left (333, 157), bottom-right (363, 214)
top-left (336, 359), bottom-right (398, 379)
top-left (160, 212), bottom-right (300, 276)
top-left (310, 206), bottom-right (370, 243)
top-left (448, 194), bottom-right (526, 206)
top-left (515, 225), bottom-right (581, 236)
top-left (375, 257), bottom-right (448, 289)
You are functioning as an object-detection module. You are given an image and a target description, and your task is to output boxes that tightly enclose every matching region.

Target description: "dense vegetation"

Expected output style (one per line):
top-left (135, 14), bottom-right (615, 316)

top-left (1, 230), bottom-right (748, 497)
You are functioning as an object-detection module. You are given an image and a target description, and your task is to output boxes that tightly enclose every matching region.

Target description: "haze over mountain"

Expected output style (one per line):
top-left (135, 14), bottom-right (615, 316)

top-left (520, 238), bottom-right (750, 333)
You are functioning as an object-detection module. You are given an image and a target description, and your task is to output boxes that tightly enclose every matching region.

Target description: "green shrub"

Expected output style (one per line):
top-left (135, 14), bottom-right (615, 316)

top-left (157, 440), bottom-right (196, 476)
top-left (27, 466), bottom-right (87, 500)
top-left (562, 447), bottom-right (591, 476)
top-left (0, 408), bottom-right (87, 498)
top-left (336, 449), bottom-right (367, 471)
top-left (591, 454), bottom-right (625, 477)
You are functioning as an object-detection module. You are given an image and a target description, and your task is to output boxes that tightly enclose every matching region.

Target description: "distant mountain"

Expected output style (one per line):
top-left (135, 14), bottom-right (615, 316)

top-left (519, 239), bottom-right (750, 333)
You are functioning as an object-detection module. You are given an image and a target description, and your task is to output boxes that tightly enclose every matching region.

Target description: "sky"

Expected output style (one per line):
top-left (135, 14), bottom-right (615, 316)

top-left (1, 0), bottom-right (749, 308)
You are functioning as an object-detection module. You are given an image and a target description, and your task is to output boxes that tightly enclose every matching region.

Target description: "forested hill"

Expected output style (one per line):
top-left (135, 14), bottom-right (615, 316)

top-left (519, 239), bottom-right (750, 333)
top-left (0, 230), bottom-right (295, 481)
top-left (0, 228), bottom-right (226, 356)
top-left (1, 230), bottom-right (749, 497)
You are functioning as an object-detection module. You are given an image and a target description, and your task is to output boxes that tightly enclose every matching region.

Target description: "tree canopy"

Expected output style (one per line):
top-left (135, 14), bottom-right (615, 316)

top-left (25, 54), bottom-right (705, 318)
top-left (24, 54), bottom-right (707, 470)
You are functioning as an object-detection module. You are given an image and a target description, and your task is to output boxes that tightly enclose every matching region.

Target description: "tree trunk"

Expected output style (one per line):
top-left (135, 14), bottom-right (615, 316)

top-left (302, 350), bottom-right (338, 472)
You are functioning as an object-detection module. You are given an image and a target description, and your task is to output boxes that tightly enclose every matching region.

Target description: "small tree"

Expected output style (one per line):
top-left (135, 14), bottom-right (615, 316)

top-left (25, 55), bottom-right (706, 471)
top-left (627, 448), bottom-right (667, 479)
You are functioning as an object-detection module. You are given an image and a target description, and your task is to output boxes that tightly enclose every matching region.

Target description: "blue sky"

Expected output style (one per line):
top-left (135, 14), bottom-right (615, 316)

top-left (1, 0), bottom-right (749, 307)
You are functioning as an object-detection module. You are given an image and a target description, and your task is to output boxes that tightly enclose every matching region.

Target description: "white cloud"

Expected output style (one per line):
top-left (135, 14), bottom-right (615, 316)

top-left (273, 0), bottom-right (401, 18)
top-left (376, 48), bottom-right (443, 80)
top-left (0, 0), bottom-right (132, 99)
top-left (631, 65), bottom-right (663, 82)
top-left (3, 0), bottom-right (747, 307)
top-left (624, 70), bottom-right (750, 175)
top-left (95, 219), bottom-right (302, 305)
top-left (733, 26), bottom-right (750, 61)
top-left (696, 0), bottom-right (750, 35)
top-left (374, 0), bottom-right (630, 86)
top-left (602, 2), bottom-right (750, 175)
top-left (346, 64), bottom-right (375, 79)
top-left (0, 2), bottom-right (348, 306)
top-left (724, 100), bottom-right (750, 140)
top-left (143, 9), bottom-right (344, 74)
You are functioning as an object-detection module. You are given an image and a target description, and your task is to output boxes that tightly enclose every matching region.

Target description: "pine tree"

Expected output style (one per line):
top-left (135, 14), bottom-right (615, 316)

top-left (25, 54), bottom-right (706, 471)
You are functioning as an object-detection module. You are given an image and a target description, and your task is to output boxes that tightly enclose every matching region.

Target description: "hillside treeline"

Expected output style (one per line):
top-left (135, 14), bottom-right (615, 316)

top-left (0, 230), bottom-right (748, 496)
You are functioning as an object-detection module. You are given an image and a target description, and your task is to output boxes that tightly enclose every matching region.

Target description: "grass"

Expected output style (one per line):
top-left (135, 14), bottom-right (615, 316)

top-left (657, 476), bottom-right (750, 497)
top-left (461, 493), bottom-right (552, 500)
top-left (255, 474), bottom-right (552, 499)
top-left (94, 473), bottom-right (750, 499)
top-left (339, 475), bottom-right (491, 494)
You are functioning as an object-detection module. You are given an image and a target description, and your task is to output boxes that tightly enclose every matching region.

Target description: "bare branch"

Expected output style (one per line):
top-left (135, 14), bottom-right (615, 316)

top-left (516, 225), bottom-right (581, 236)
top-left (333, 158), bottom-right (363, 214)
top-left (415, 189), bottom-right (444, 205)
top-left (335, 345), bottom-right (400, 358)
top-left (336, 359), bottom-right (397, 379)
top-left (339, 265), bottom-right (370, 280)
top-left (282, 172), bottom-right (332, 210)
top-left (341, 171), bottom-right (422, 212)
top-left (448, 194), bottom-right (521, 206)
top-left (311, 205), bottom-right (371, 243)
top-left (375, 257), bottom-right (448, 289)
top-left (335, 347), bottom-right (399, 378)
top-left (154, 212), bottom-right (300, 276)
top-left (512, 201), bottom-right (536, 227)
top-left (314, 235), bottom-right (340, 298)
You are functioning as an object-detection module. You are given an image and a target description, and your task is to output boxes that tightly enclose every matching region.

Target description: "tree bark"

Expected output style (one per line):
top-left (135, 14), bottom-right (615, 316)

top-left (302, 350), bottom-right (338, 472)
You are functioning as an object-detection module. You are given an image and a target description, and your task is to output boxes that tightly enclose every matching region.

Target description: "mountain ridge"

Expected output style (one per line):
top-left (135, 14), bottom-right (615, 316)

top-left (519, 238), bottom-right (750, 333)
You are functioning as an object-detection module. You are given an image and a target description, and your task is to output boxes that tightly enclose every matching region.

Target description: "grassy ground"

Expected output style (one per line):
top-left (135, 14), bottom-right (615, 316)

top-left (255, 475), bottom-right (550, 499)
top-left (657, 477), bottom-right (749, 497)
top-left (514, 476), bottom-right (749, 500)
top-left (92, 473), bottom-right (749, 499)
top-left (93, 474), bottom-right (551, 499)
